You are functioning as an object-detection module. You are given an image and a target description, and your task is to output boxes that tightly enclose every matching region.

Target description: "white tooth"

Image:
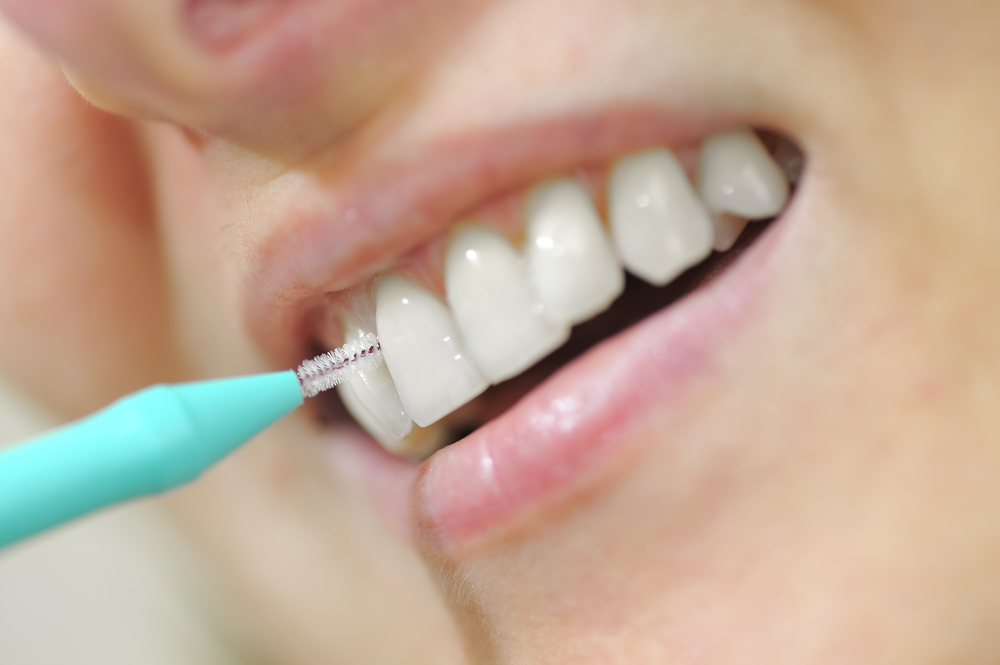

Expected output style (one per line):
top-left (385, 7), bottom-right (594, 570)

top-left (608, 148), bottom-right (714, 286)
top-left (697, 129), bottom-right (789, 220)
top-left (524, 179), bottom-right (624, 324)
top-left (337, 382), bottom-right (412, 453)
top-left (445, 226), bottom-right (570, 383)
top-left (375, 276), bottom-right (488, 427)
top-left (711, 213), bottom-right (750, 252)
top-left (338, 318), bottom-right (414, 449)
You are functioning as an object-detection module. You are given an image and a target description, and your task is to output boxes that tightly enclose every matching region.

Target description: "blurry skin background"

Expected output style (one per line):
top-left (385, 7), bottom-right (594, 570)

top-left (0, 379), bottom-right (245, 664)
top-left (0, 1), bottom-right (1000, 664)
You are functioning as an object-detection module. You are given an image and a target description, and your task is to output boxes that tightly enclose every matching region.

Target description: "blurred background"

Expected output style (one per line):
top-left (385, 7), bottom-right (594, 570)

top-left (0, 377), bottom-right (250, 665)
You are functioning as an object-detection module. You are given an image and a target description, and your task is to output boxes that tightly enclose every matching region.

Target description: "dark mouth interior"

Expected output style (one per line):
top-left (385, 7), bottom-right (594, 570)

top-left (316, 131), bottom-right (802, 455)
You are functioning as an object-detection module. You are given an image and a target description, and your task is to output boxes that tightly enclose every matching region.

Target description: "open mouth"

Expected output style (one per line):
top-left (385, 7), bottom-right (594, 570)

top-left (310, 128), bottom-right (801, 452)
top-left (261, 123), bottom-right (803, 553)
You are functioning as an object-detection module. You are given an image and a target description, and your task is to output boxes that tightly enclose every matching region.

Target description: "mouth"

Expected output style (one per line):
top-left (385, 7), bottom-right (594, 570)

top-left (245, 119), bottom-right (803, 555)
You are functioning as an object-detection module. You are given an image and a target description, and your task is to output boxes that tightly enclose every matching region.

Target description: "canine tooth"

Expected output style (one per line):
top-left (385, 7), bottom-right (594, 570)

top-left (525, 179), bottom-right (624, 324)
top-left (445, 226), bottom-right (570, 383)
top-left (698, 129), bottom-right (789, 220)
top-left (375, 276), bottom-right (488, 427)
top-left (338, 319), bottom-right (414, 447)
top-left (608, 148), bottom-right (714, 285)
top-left (712, 213), bottom-right (750, 252)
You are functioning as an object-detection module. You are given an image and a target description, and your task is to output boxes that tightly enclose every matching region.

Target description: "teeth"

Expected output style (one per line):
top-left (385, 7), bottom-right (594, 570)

top-left (334, 130), bottom-right (797, 455)
top-left (336, 318), bottom-right (414, 452)
top-left (697, 129), bottom-right (789, 220)
top-left (337, 382), bottom-right (410, 453)
top-left (711, 213), bottom-right (751, 252)
top-left (524, 179), bottom-right (625, 324)
top-left (375, 275), bottom-right (489, 427)
top-left (608, 148), bottom-right (714, 286)
top-left (445, 226), bottom-right (570, 383)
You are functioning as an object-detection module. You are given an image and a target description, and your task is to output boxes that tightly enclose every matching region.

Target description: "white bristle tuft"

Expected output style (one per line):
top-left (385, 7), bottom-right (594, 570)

top-left (297, 332), bottom-right (384, 398)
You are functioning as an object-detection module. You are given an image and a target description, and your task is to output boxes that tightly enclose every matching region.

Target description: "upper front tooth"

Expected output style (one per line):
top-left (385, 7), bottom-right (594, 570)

top-left (375, 275), bottom-right (488, 427)
top-left (608, 148), bottom-right (714, 286)
top-left (697, 129), bottom-right (790, 220)
top-left (525, 179), bottom-right (625, 324)
top-left (337, 318), bottom-right (414, 451)
top-left (445, 226), bottom-right (570, 383)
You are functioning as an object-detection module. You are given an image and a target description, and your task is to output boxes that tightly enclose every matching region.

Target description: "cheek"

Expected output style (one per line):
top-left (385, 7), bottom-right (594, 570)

top-left (138, 122), bottom-right (263, 372)
top-left (0, 23), bottom-right (178, 416)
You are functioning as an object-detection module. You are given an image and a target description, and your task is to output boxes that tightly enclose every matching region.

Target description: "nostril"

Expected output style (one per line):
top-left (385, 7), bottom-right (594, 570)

top-left (183, 0), bottom-right (288, 52)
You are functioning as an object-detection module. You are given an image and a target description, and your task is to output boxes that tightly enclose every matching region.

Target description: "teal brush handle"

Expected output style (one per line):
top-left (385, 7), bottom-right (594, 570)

top-left (0, 371), bottom-right (303, 549)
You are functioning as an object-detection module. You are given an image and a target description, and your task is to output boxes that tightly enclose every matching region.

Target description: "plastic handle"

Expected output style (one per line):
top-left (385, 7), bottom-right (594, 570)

top-left (0, 371), bottom-right (303, 549)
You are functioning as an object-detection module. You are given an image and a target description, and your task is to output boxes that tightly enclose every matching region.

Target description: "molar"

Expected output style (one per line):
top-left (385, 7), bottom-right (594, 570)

top-left (445, 226), bottom-right (570, 383)
top-left (697, 129), bottom-right (789, 220)
top-left (335, 317), bottom-right (415, 453)
top-left (525, 179), bottom-right (625, 324)
top-left (608, 148), bottom-right (714, 285)
top-left (375, 275), bottom-right (489, 427)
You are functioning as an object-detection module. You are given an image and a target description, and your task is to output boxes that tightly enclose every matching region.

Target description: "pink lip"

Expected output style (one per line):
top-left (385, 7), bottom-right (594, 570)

top-left (241, 102), bottom-right (792, 557)
top-left (413, 198), bottom-right (794, 558)
top-left (241, 108), bottom-right (728, 364)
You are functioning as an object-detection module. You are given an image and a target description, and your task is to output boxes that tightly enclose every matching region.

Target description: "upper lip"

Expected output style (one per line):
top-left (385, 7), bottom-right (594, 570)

top-left (239, 106), bottom-right (746, 366)
top-left (234, 94), bottom-right (802, 555)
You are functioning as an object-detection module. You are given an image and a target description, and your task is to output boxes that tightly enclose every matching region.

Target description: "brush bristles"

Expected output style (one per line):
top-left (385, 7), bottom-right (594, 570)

top-left (297, 332), bottom-right (383, 398)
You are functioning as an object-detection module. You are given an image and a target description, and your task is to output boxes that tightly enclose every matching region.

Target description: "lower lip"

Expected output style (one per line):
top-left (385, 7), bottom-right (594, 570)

top-left (411, 209), bottom-right (792, 558)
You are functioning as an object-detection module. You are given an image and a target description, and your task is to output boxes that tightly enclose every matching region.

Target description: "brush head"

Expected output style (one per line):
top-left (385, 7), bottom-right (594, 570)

top-left (296, 333), bottom-right (384, 398)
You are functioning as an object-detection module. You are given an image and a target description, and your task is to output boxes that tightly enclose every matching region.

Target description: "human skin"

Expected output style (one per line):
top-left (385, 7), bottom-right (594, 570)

top-left (1, 0), bottom-right (1000, 663)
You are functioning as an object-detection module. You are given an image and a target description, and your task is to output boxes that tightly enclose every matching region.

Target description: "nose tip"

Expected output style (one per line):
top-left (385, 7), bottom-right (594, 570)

top-left (0, 0), bottom-right (431, 160)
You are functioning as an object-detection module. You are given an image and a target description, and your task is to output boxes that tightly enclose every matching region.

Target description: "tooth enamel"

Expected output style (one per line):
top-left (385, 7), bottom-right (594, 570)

top-left (697, 129), bottom-right (790, 220)
top-left (445, 226), bottom-right (570, 383)
top-left (711, 213), bottom-right (750, 252)
top-left (525, 179), bottom-right (625, 324)
top-left (337, 319), bottom-right (414, 449)
top-left (608, 148), bottom-right (714, 286)
top-left (337, 382), bottom-right (412, 453)
top-left (375, 276), bottom-right (489, 427)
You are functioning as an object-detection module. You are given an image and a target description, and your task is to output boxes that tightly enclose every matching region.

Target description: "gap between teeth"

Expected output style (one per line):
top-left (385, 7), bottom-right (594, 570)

top-left (331, 128), bottom-right (792, 457)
